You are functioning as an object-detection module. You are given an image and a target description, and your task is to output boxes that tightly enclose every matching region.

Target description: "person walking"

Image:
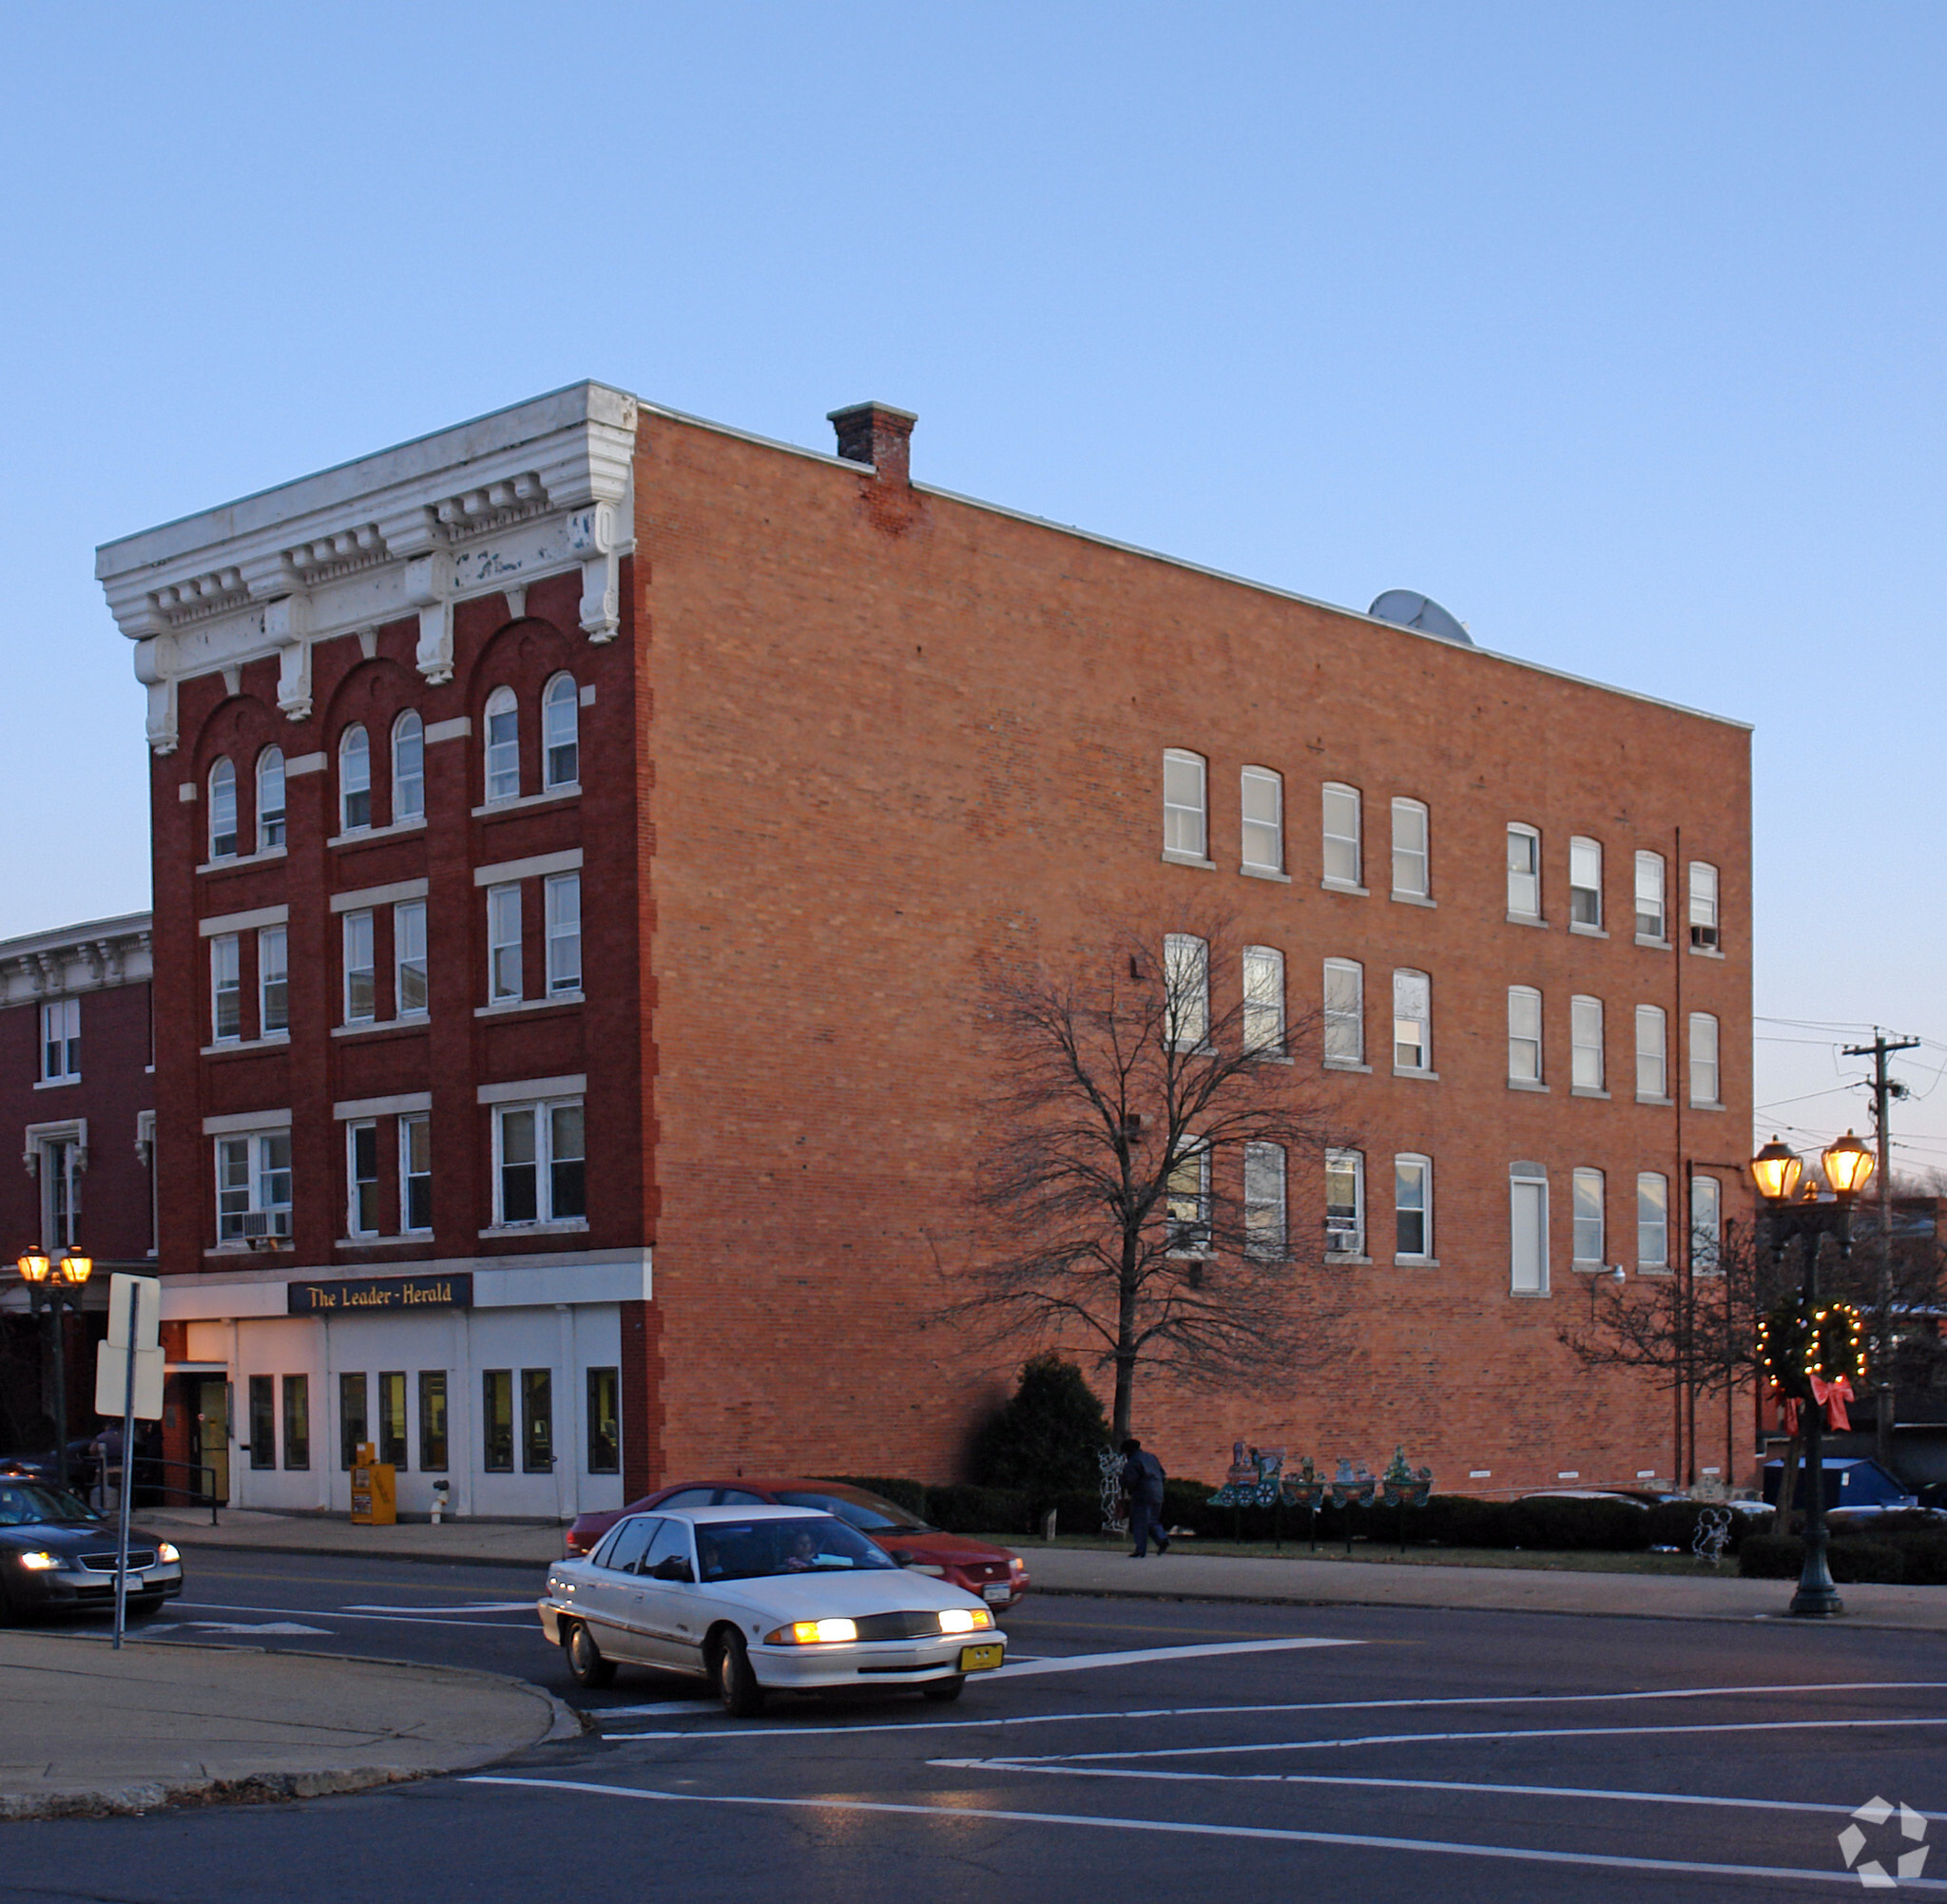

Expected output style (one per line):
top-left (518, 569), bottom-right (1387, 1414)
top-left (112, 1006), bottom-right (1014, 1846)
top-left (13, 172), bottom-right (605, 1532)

top-left (1121, 1436), bottom-right (1169, 1557)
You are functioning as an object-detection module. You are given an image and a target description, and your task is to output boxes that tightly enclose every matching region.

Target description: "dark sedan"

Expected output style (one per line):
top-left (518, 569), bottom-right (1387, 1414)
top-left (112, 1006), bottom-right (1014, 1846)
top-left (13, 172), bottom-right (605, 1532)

top-left (0, 1479), bottom-right (183, 1620)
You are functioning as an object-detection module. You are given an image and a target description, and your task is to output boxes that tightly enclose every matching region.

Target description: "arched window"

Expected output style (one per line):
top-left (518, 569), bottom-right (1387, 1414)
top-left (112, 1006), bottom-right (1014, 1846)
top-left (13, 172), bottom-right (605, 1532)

top-left (339, 724), bottom-right (371, 833)
top-left (484, 686), bottom-right (519, 803)
top-left (393, 712), bottom-right (425, 821)
top-left (257, 747), bottom-right (285, 851)
top-left (543, 674), bottom-right (579, 789)
top-left (208, 759), bottom-right (238, 859)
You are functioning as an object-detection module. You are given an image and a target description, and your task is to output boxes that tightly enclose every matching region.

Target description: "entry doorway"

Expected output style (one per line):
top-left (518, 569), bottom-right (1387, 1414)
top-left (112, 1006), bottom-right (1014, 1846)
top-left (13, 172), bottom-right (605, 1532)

top-left (188, 1376), bottom-right (231, 1506)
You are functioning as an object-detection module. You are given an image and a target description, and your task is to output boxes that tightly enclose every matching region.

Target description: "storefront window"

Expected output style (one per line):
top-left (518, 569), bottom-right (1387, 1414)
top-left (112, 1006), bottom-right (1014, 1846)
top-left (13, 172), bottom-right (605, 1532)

top-left (483, 1371), bottom-right (513, 1472)
top-left (587, 1367), bottom-right (620, 1473)
top-left (418, 1371), bottom-right (448, 1472)
top-left (378, 1372), bottom-right (408, 1468)
top-left (339, 1372), bottom-right (368, 1470)
top-left (281, 1375), bottom-right (309, 1471)
top-left (522, 1368), bottom-right (553, 1473)
top-left (248, 1376), bottom-right (275, 1470)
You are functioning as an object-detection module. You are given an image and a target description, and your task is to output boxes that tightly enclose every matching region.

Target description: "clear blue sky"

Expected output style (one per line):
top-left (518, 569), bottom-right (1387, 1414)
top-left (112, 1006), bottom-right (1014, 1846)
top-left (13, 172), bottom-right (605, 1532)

top-left (4, 4), bottom-right (1943, 1175)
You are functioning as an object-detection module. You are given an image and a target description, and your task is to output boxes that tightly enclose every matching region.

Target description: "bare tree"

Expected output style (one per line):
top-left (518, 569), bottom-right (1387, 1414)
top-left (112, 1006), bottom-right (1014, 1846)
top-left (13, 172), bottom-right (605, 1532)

top-left (954, 914), bottom-right (1345, 1444)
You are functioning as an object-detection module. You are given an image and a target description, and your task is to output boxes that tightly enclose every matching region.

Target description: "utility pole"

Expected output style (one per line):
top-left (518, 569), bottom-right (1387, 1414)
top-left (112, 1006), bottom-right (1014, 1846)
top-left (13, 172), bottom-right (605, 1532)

top-left (1841, 1029), bottom-right (1920, 1472)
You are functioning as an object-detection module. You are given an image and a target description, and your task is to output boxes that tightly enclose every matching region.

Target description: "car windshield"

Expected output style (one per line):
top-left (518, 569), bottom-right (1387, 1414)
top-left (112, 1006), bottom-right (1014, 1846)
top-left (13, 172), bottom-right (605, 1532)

top-left (774, 1488), bottom-right (933, 1533)
top-left (0, 1482), bottom-right (96, 1526)
top-left (694, 1517), bottom-right (898, 1582)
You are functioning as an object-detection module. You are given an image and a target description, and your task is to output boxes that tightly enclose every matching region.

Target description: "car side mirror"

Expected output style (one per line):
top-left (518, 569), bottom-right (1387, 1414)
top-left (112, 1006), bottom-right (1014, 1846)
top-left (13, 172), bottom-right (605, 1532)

top-left (651, 1556), bottom-right (694, 1583)
top-left (887, 1548), bottom-right (915, 1568)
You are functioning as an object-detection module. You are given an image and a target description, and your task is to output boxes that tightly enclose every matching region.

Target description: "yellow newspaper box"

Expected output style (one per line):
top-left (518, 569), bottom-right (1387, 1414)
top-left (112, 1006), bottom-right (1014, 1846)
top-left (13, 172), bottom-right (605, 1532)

top-left (349, 1442), bottom-right (396, 1525)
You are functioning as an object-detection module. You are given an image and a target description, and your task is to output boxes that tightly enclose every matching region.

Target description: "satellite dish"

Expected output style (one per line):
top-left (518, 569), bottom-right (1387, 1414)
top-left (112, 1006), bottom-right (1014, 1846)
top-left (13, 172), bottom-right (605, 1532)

top-left (1367, 589), bottom-right (1474, 646)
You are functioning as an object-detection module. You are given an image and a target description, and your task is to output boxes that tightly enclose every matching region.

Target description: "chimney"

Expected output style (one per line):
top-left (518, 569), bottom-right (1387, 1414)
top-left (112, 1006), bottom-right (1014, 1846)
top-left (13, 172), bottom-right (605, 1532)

top-left (828, 401), bottom-right (916, 487)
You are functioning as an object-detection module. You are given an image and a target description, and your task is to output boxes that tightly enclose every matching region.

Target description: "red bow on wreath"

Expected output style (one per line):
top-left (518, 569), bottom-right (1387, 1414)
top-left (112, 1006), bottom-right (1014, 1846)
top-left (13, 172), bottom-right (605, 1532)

top-left (1810, 1374), bottom-right (1854, 1431)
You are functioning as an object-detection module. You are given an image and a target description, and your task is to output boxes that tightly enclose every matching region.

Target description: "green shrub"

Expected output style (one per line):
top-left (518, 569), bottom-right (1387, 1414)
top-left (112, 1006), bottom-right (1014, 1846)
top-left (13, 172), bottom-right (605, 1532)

top-left (927, 1482), bottom-right (1031, 1535)
top-left (819, 1474), bottom-right (928, 1517)
top-left (1739, 1535), bottom-right (1909, 1583)
top-left (970, 1356), bottom-right (1111, 1505)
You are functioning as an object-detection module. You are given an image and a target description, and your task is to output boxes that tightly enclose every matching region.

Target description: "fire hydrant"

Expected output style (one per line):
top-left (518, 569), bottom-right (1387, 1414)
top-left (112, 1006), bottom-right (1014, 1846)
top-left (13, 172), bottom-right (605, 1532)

top-left (431, 1479), bottom-right (451, 1525)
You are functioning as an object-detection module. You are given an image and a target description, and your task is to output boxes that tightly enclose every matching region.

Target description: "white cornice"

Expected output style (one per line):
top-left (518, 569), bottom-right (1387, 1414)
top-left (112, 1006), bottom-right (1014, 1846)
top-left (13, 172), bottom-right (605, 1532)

top-left (0, 912), bottom-right (154, 1007)
top-left (97, 382), bottom-right (641, 753)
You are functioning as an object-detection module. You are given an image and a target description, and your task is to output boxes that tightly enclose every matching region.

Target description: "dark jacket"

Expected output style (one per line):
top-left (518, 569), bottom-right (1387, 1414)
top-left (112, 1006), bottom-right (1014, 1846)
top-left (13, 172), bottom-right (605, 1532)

top-left (1123, 1450), bottom-right (1166, 1505)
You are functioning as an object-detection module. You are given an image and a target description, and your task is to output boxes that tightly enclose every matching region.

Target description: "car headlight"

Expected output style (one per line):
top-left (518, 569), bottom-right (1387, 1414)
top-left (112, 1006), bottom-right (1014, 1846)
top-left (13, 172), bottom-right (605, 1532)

top-left (764, 1618), bottom-right (859, 1645)
top-left (937, 1606), bottom-right (993, 1634)
top-left (906, 1562), bottom-right (946, 1577)
top-left (155, 1542), bottom-right (181, 1565)
top-left (16, 1551), bottom-right (60, 1571)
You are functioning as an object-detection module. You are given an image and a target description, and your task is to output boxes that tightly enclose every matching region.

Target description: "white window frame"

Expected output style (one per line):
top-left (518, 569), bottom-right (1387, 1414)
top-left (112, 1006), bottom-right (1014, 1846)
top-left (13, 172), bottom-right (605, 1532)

top-left (484, 685), bottom-right (520, 804)
top-left (543, 673), bottom-right (580, 790)
top-left (1325, 1148), bottom-right (1365, 1258)
top-left (1241, 944), bottom-right (1285, 1056)
top-left (1162, 749), bottom-right (1207, 860)
top-left (1394, 1153), bottom-right (1432, 1262)
top-left (1637, 1171), bottom-right (1669, 1270)
top-left (1164, 1141), bottom-right (1213, 1256)
top-left (30, 1125), bottom-right (86, 1253)
top-left (211, 933), bottom-right (241, 1043)
top-left (346, 1120), bottom-right (380, 1239)
top-left (545, 873), bottom-right (582, 995)
top-left (1635, 1004), bottom-right (1667, 1101)
top-left (1689, 1011), bottom-right (1720, 1106)
top-left (1162, 933), bottom-right (1209, 1049)
top-left (342, 910), bottom-right (376, 1025)
top-left (216, 1129), bottom-right (293, 1243)
top-left (339, 724), bottom-right (372, 833)
top-left (256, 747), bottom-right (286, 851)
top-left (1391, 798), bottom-right (1430, 900)
top-left (395, 900), bottom-right (429, 1016)
top-left (258, 926), bottom-right (288, 1036)
top-left (1571, 1166), bottom-right (1605, 1267)
top-left (399, 1113), bottom-right (433, 1235)
top-left (1507, 822), bottom-right (1541, 919)
top-left (208, 757), bottom-right (238, 860)
top-left (1321, 782), bottom-right (1362, 889)
top-left (1688, 860), bottom-right (1720, 951)
top-left (1635, 850), bottom-right (1667, 942)
top-left (1510, 1163), bottom-right (1550, 1295)
top-left (1239, 765), bottom-right (1283, 874)
top-left (1323, 958), bottom-right (1364, 1066)
top-left (393, 711), bottom-right (426, 822)
top-left (492, 1098), bottom-right (588, 1228)
top-left (488, 883), bottom-right (523, 1005)
top-left (40, 997), bottom-right (80, 1084)
top-left (1571, 994), bottom-right (1604, 1091)
top-left (1392, 968), bottom-right (1431, 1072)
top-left (1570, 835), bottom-right (1602, 931)
top-left (1691, 1175), bottom-right (1723, 1274)
top-left (1243, 1142), bottom-right (1286, 1259)
top-left (1507, 985), bottom-right (1542, 1085)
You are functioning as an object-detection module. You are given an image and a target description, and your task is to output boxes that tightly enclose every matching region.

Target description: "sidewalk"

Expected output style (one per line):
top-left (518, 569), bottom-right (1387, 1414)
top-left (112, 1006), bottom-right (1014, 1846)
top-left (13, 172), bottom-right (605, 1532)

top-left (0, 1631), bottom-right (578, 1820)
top-left (145, 1507), bottom-right (566, 1568)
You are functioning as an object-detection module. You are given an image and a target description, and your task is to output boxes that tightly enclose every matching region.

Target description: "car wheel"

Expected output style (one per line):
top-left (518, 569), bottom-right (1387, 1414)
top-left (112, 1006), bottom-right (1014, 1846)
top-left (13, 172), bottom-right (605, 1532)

top-left (921, 1675), bottom-right (966, 1703)
top-left (565, 1620), bottom-right (617, 1688)
top-left (126, 1595), bottom-right (166, 1618)
top-left (714, 1629), bottom-right (765, 1717)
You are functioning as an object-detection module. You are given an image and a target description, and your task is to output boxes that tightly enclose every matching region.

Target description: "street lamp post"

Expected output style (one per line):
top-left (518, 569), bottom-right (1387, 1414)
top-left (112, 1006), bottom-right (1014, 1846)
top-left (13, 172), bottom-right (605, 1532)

top-left (1750, 1132), bottom-right (1875, 1620)
top-left (13, 1249), bottom-right (94, 1493)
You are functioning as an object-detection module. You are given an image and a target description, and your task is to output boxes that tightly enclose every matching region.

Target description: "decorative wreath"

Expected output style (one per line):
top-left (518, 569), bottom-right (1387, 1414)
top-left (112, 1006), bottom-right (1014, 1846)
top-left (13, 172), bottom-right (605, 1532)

top-left (1757, 1297), bottom-right (1866, 1395)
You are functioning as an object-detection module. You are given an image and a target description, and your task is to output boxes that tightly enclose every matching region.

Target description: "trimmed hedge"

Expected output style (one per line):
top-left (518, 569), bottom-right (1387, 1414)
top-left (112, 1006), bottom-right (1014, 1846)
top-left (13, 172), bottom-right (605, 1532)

top-left (1739, 1532), bottom-right (1947, 1586)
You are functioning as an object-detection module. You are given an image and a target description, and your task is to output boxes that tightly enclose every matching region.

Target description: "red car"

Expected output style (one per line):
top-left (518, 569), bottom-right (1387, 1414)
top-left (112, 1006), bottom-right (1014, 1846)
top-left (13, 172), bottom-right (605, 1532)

top-left (564, 1478), bottom-right (1031, 1608)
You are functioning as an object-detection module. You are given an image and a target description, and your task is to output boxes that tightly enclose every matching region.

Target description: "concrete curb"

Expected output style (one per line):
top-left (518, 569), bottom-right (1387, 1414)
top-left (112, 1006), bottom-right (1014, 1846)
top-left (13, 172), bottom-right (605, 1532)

top-left (165, 1535), bottom-right (560, 1571)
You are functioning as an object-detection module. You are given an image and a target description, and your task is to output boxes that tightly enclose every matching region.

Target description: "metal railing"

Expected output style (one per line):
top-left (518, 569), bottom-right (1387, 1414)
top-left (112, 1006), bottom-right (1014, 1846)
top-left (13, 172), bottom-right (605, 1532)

top-left (104, 1458), bottom-right (221, 1526)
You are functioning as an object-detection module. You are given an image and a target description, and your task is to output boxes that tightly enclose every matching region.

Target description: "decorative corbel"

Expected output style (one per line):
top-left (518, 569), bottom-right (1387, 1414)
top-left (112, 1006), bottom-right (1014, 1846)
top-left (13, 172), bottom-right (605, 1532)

top-left (569, 504), bottom-right (624, 644)
top-left (22, 1147), bottom-right (36, 1179)
top-left (134, 637), bottom-right (179, 755)
top-left (265, 594), bottom-right (315, 721)
top-left (405, 551), bottom-right (456, 683)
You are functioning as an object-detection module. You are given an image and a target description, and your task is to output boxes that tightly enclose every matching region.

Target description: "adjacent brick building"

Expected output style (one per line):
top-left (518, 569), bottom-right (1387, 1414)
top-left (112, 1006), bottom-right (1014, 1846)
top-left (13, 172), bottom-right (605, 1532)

top-left (95, 383), bottom-right (1752, 1516)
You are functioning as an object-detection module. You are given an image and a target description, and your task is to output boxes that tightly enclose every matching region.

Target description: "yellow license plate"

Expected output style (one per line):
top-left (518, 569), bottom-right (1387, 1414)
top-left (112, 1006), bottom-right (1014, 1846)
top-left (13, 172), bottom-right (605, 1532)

top-left (958, 1643), bottom-right (1005, 1672)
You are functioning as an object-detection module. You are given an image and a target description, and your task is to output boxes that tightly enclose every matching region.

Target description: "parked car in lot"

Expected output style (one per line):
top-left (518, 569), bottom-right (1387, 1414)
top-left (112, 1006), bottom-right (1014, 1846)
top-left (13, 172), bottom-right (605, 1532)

top-left (564, 1477), bottom-right (1030, 1608)
top-left (0, 1478), bottom-right (183, 1621)
top-left (539, 1505), bottom-right (1006, 1715)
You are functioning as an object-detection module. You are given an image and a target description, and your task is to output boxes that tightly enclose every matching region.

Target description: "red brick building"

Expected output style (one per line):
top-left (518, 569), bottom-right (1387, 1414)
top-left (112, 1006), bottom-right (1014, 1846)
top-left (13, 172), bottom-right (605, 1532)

top-left (0, 912), bottom-right (155, 1453)
top-left (95, 383), bottom-right (1751, 1515)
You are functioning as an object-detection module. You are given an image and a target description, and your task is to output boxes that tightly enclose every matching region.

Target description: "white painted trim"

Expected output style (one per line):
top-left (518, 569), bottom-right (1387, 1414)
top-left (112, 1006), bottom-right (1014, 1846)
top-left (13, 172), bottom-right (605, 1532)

top-left (476, 1074), bottom-right (586, 1106)
top-left (474, 992), bottom-right (583, 1019)
top-left (472, 786), bottom-right (580, 820)
top-left (200, 904), bottom-right (289, 937)
top-left (284, 751), bottom-right (328, 777)
top-left (333, 1090), bottom-right (434, 1121)
top-left (425, 715), bottom-right (472, 744)
top-left (473, 848), bottom-right (583, 886)
top-left (326, 814), bottom-right (426, 850)
top-left (202, 1107), bottom-right (292, 1136)
top-left (330, 877), bottom-right (429, 914)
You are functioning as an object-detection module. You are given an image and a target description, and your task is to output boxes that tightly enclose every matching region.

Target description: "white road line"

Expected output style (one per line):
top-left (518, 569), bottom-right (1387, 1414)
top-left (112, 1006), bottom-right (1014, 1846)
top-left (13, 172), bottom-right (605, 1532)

top-left (172, 1599), bottom-right (534, 1630)
top-left (462, 1776), bottom-right (1947, 1893)
top-left (600, 1701), bottom-right (719, 1718)
top-left (993, 1637), bottom-right (1357, 1679)
top-left (991, 1715), bottom-right (1947, 1764)
top-left (341, 1601), bottom-right (536, 1614)
top-left (927, 1760), bottom-right (1947, 1824)
top-left (186, 1620), bottom-right (334, 1636)
top-left (600, 1679), bottom-right (1947, 1744)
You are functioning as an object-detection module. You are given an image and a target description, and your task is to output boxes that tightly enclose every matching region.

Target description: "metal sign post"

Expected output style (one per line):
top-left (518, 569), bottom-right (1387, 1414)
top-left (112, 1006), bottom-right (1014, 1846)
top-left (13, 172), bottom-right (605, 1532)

top-left (113, 1280), bottom-right (140, 1651)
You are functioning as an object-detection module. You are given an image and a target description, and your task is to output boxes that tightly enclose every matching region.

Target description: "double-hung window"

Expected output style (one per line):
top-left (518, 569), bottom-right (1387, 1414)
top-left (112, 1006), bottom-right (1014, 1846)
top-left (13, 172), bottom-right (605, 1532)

top-left (259, 927), bottom-right (288, 1035)
top-left (1637, 1172), bottom-right (1669, 1270)
top-left (1165, 1144), bottom-right (1212, 1254)
top-left (211, 934), bottom-right (241, 1043)
top-left (1321, 783), bottom-right (1361, 887)
top-left (339, 725), bottom-right (372, 832)
top-left (484, 687), bottom-right (520, 802)
top-left (1393, 969), bottom-right (1431, 1071)
top-left (1391, 798), bottom-right (1429, 899)
top-left (1242, 945), bottom-right (1285, 1055)
top-left (395, 901), bottom-right (429, 1015)
top-left (1162, 749), bottom-right (1207, 858)
top-left (1323, 958), bottom-right (1364, 1065)
top-left (400, 1114), bottom-right (433, 1233)
top-left (544, 674), bottom-right (579, 788)
top-left (494, 1100), bottom-right (587, 1226)
top-left (1395, 1155), bottom-right (1432, 1260)
top-left (1570, 836), bottom-right (1602, 929)
top-left (1572, 1167), bottom-right (1605, 1267)
top-left (1240, 766), bottom-right (1283, 874)
top-left (216, 1130), bottom-right (292, 1242)
top-left (1507, 823), bottom-right (1541, 919)
top-left (1635, 851), bottom-right (1666, 941)
top-left (1325, 1149), bottom-right (1365, 1257)
top-left (347, 1122), bottom-right (380, 1237)
top-left (1691, 1177), bottom-right (1723, 1272)
top-left (393, 712), bottom-right (425, 822)
top-left (1163, 933), bottom-right (1209, 1048)
top-left (1689, 1011), bottom-right (1720, 1106)
top-left (1507, 986), bottom-right (1542, 1085)
top-left (1243, 1143), bottom-right (1286, 1259)
top-left (1635, 1005), bottom-right (1667, 1100)
top-left (1571, 994), bottom-right (1604, 1090)
top-left (41, 998), bottom-right (80, 1083)
top-left (488, 885), bottom-right (523, 1004)
top-left (1510, 1163), bottom-right (1549, 1294)
top-left (257, 748), bottom-right (285, 851)
top-left (342, 911), bottom-right (376, 1024)
top-left (1689, 861), bottom-right (1720, 951)
top-left (546, 874), bottom-right (581, 994)
top-left (209, 759), bottom-right (238, 859)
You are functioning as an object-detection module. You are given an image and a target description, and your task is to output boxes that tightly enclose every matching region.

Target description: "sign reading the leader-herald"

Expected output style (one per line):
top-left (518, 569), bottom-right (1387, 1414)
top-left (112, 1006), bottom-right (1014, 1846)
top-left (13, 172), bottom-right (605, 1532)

top-left (287, 1275), bottom-right (472, 1316)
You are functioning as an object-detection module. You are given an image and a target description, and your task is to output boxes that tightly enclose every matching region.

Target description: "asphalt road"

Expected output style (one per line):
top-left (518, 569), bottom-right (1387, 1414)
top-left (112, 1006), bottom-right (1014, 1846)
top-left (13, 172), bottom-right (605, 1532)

top-left (8, 1549), bottom-right (1947, 1900)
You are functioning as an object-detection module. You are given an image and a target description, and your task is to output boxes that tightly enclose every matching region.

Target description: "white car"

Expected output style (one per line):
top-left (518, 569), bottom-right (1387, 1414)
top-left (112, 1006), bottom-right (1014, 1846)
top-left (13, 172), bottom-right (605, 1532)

top-left (538, 1503), bottom-right (1007, 1715)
